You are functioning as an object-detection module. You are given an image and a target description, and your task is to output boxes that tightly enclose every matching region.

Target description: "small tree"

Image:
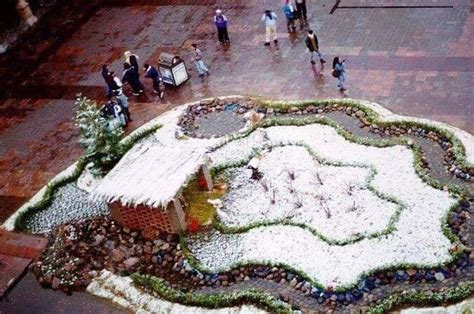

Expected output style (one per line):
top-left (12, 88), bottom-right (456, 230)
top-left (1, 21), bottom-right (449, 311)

top-left (74, 94), bottom-right (123, 175)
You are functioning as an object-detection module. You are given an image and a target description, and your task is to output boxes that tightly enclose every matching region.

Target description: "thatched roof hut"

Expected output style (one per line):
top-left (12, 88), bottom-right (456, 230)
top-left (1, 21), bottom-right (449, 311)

top-left (91, 138), bottom-right (213, 233)
top-left (92, 139), bottom-right (211, 208)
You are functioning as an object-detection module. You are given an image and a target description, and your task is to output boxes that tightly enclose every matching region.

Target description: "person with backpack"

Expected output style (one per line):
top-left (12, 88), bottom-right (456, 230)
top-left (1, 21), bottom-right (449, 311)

top-left (103, 98), bottom-right (125, 129)
top-left (214, 9), bottom-right (230, 44)
top-left (305, 30), bottom-right (326, 66)
top-left (102, 99), bottom-right (115, 119)
top-left (113, 100), bottom-right (127, 127)
top-left (122, 63), bottom-right (144, 96)
top-left (261, 9), bottom-right (278, 46)
top-left (144, 63), bottom-right (165, 99)
top-left (191, 43), bottom-right (210, 77)
top-left (106, 71), bottom-right (123, 95)
top-left (114, 89), bottom-right (131, 124)
top-left (282, 1), bottom-right (296, 33)
top-left (332, 56), bottom-right (347, 91)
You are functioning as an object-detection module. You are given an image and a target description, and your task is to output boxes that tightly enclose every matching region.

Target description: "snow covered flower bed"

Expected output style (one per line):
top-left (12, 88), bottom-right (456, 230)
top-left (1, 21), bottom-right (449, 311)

top-left (188, 123), bottom-right (458, 288)
top-left (4, 96), bottom-right (468, 296)
top-left (215, 145), bottom-right (399, 243)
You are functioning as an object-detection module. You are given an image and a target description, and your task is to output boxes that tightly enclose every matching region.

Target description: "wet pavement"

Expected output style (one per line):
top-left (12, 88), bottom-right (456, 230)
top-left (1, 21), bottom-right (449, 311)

top-left (0, 272), bottom-right (127, 314)
top-left (0, 1), bottom-right (473, 310)
top-left (0, 0), bottom-right (473, 222)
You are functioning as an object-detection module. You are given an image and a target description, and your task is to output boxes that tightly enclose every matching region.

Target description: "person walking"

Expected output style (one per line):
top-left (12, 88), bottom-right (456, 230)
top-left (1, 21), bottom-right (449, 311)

top-left (101, 64), bottom-right (113, 96)
top-left (103, 98), bottom-right (125, 129)
top-left (102, 99), bottom-right (115, 120)
top-left (282, 1), bottom-right (296, 33)
top-left (261, 10), bottom-right (278, 46)
top-left (122, 63), bottom-right (144, 96)
top-left (305, 30), bottom-right (326, 65)
top-left (214, 9), bottom-right (230, 44)
top-left (332, 56), bottom-right (347, 91)
top-left (124, 51), bottom-right (140, 74)
top-left (113, 100), bottom-right (127, 127)
top-left (144, 63), bottom-right (165, 99)
top-left (114, 89), bottom-right (131, 123)
top-left (295, 0), bottom-right (307, 27)
top-left (106, 71), bottom-right (123, 95)
top-left (191, 44), bottom-right (210, 77)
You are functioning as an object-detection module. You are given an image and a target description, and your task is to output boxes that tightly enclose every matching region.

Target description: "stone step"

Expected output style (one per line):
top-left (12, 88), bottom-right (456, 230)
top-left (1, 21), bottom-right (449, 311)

top-left (0, 229), bottom-right (47, 260)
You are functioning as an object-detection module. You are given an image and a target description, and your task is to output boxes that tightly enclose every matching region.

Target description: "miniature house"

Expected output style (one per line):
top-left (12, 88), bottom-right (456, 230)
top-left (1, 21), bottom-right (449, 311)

top-left (91, 141), bottom-right (212, 234)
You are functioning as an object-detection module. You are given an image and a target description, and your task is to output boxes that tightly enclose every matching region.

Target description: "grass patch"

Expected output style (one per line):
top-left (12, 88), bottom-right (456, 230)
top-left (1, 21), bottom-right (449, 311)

top-left (367, 281), bottom-right (474, 314)
top-left (131, 273), bottom-right (292, 313)
top-left (181, 178), bottom-right (227, 231)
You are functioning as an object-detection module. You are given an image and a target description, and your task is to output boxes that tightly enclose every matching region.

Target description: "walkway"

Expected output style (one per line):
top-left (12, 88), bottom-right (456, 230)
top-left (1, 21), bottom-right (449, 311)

top-left (0, 0), bottom-right (472, 222)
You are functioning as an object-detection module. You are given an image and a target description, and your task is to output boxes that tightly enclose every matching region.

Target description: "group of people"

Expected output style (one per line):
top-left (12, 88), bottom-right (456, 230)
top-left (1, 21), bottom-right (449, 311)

top-left (260, 0), bottom-right (308, 46)
top-left (100, 51), bottom-right (166, 129)
top-left (100, 89), bottom-right (131, 129)
top-left (211, 3), bottom-right (346, 90)
top-left (102, 52), bottom-right (165, 98)
top-left (99, 0), bottom-right (347, 128)
top-left (266, 2), bottom-right (346, 90)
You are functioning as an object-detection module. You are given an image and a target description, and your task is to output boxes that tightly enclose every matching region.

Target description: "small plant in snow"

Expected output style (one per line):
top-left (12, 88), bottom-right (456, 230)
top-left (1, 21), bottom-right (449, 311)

top-left (346, 182), bottom-right (356, 196)
top-left (270, 189), bottom-right (276, 205)
top-left (294, 195), bottom-right (303, 209)
top-left (74, 94), bottom-right (123, 176)
top-left (288, 185), bottom-right (295, 194)
top-left (347, 200), bottom-right (359, 212)
top-left (315, 194), bottom-right (331, 218)
top-left (286, 169), bottom-right (296, 181)
top-left (250, 168), bottom-right (263, 180)
top-left (314, 172), bottom-right (324, 185)
top-left (259, 179), bottom-right (269, 192)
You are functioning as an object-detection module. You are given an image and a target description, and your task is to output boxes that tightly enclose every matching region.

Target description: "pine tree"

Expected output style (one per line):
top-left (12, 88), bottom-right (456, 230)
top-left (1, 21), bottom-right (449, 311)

top-left (74, 94), bottom-right (123, 175)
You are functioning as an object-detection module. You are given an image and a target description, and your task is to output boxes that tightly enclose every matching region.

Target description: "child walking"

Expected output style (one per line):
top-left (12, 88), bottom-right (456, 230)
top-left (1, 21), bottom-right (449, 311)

top-left (191, 44), bottom-right (210, 77)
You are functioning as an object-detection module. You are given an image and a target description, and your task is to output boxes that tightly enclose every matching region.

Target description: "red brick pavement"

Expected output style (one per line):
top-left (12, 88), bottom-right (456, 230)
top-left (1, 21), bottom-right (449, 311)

top-left (0, 254), bottom-right (31, 297)
top-left (0, 230), bottom-right (47, 298)
top-left (0, 0), bottom-right (473, 223)
top-left (0, 229), bottom-right (47, 260)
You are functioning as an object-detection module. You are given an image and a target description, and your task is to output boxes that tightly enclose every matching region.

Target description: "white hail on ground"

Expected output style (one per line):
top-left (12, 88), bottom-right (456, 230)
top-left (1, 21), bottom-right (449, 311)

top-left (189, 124), bottom-right (456, 288)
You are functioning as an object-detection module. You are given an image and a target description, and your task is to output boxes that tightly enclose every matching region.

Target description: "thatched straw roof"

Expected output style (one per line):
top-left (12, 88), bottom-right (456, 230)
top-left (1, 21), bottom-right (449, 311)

top-left (91, 139), bottom-right (208, 209)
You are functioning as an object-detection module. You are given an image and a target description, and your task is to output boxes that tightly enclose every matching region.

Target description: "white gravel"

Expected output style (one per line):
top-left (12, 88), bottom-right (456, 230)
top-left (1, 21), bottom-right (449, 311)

top-left (26, 183), bottom-right (109, 234)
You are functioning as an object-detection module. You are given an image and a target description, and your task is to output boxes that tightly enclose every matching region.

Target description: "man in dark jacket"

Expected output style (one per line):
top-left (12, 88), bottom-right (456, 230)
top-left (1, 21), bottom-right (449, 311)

top-left (214, 9), bottom-right (230, 44)
top-left (101, 64), bottom-right (113, 96)
top-left (144, 63), bottom-right (164, 99)
top-left (122, 63), bottom-right (144, 96)
top-left (295, 0), bottom-right (307, 22)
top-left (305, 30), bottom-right (326, 65)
